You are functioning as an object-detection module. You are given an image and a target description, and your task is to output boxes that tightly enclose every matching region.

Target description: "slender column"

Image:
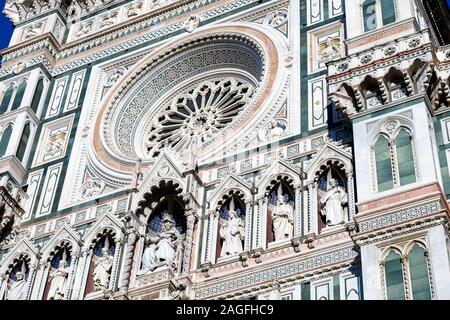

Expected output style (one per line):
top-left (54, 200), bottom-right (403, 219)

top-left (259, 198), bottom-right (268, 249)
top-left (108, 240), bottom-right (122, 291)
top-left (65, 252), bottom-right (78, 300)
top-left (31, 261), bottom-right (48, 300)
top-left (307, 183), bottom-right (314, 233)
top-left (253, 198), bottom-right (263, 249)
top-left (401, 255), bottom-right (411, 300)
top-left (244, 202), bottom-right (252, 251)
top-left (72, 248), bottom-right (89, 299)
top-left (205, 210), bottom-right (216, 262)
top-left (24, 264), bottom-right (37, 300)
top-left (119, 231), bottom-right (138, 291)
top-left (294, 187), bottom-right (302, 236)
top-left (347, 173), bottom-right (356, 220)
top-left (182, 212), bottom-right (196, 275)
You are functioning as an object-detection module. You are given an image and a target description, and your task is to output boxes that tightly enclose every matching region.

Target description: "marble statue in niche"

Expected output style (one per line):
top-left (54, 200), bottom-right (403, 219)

top-left (140, 212), bottom-right (180, 273)
top-left (1, 262), bottom-right (27, 300)
top-left (272, 185), bottom-right (294, 241)
top-left (219, 198), bottom-right (245, 257)
top-left (93, 238), bottom-right (114, 291)
top-left (319, 178), bottom-right (347, 226)
top-left (47, 250), bottom-right (69, 300)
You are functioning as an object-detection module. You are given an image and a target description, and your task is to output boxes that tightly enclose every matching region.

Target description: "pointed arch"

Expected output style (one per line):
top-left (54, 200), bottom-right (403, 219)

top-left (374, 134), bottom-right (393, 192)
top-left (0, 85), bottom-right (14, 114)
top-left (11, 80), bottom-right (26, 111)
top-left (0, 124), bottom-right (13, 158)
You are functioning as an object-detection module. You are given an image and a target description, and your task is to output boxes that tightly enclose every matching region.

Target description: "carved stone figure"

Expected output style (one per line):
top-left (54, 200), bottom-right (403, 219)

top-left (219, 198), bottom-right (245, 257)
top-left (48, 259), bottom-right (69, 300)
top-left (4, 264), bottom-right (27, 300)
top-left (319, 178), bottom-right (347, 226)
top-left (79, 178), bottom-right (105, 199)
top-left (318, 38), bottom-right (341, 62)
top-left (0, 204), bottom-right (14, 233)
top-left (184, 15), bottom-right (201, 33)
top-left (139, 212), bottom-right (180, 273)
top-left (23, 22), bottom-right (44, 39)
top-left (93, 247), bottom-right (113, 291)
top-left (127, 2), bottom-right (142, 17)
top-left (272, 185), bottom-right (294, 241)
top-left (76, 21), bottom-right (93, 38)
top-left (99, 12), bottom-right (117, 28)
top-left (45, 131), bottom-right (67, 157)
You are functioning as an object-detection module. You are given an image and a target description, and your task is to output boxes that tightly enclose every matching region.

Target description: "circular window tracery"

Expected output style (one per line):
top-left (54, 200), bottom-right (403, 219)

top-left (145, 78), bottom-right (255, 156)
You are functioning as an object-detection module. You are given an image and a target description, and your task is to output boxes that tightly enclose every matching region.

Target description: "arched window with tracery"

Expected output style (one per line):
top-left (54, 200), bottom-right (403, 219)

top-left (372, 121), bottom-right (418, 193)
top-left (383, 249), bottom-right (406, 300)
top-left (407, 244), bottom-right (432, 300)
top-left (362, 0), bottom-right (397, 32)
top-left (11, 81), bottom-right (26, 111)
top-left (374, 135), bottom-right (393, 192)
top-left (30, 78), bottom-right (44, 114)
top-left (0, 85), bottom-right (14, 114)
top-left (16, 122), bottom-right (31, 162)
top-left (382, 243), bottom-right (433, 300)
top-left (362, 0), bottom-right (377, 32)
top-left (0, 124), bottom-right (13, 158)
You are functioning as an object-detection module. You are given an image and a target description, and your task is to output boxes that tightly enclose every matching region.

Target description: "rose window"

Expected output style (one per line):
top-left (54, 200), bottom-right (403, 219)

top-left (145, 78), bottom-right (255, 156)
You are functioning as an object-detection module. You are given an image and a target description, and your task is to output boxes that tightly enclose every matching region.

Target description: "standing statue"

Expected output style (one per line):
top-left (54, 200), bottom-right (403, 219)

top-left (0, 204), bottom-right (14, 232)
top-left (219, 198), bottom-right (245, 257)
top-left (93, 241), bottom-right (113, 291)
top-left (4, 263), bottom-right (27, 300)
top-left (272, 185), bottom-right (294, 241)
top-left (48, 252), bottom-right (69, 300)
top-left (319, 178), bottom-right (347, 226)
top-left (140, 212), bottom-right (180, 274)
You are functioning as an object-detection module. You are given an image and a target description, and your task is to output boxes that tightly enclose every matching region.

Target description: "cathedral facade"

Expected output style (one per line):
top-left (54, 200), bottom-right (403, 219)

top-left (0, 0), bottom-right (449, 300)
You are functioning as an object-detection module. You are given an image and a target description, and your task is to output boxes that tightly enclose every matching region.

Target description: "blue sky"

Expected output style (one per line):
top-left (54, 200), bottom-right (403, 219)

top-left (0, 0), bottom-right (13, 50)
top-left (0, 0), bottom-right (449, 50)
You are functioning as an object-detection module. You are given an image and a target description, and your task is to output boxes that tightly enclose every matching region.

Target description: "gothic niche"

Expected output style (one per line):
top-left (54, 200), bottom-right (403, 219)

top-left (44, 243), bottom-right (72, 300)
top-left (384, 67), bottom-right (412, 101)
top-left (85, 232), bottom-right (115, 295)
top-left (316, 163), bottom-right (348, 232)
top-left (266, 177), bottom-right (295, 244)
top-left (216, 193), bottom-right (246, 260)
top-left (0, 256), bottom-right (30, 300)
top-left (360, 75), bottom-right (386, 109)
top-left (137, 181), bottom-right (186, 275)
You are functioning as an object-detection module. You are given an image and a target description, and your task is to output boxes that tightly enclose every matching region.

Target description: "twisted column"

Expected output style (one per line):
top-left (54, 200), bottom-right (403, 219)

top-left (119, 231), bottom-right (138, 291)
top-left (182, 212), bottom-right (196, 275)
